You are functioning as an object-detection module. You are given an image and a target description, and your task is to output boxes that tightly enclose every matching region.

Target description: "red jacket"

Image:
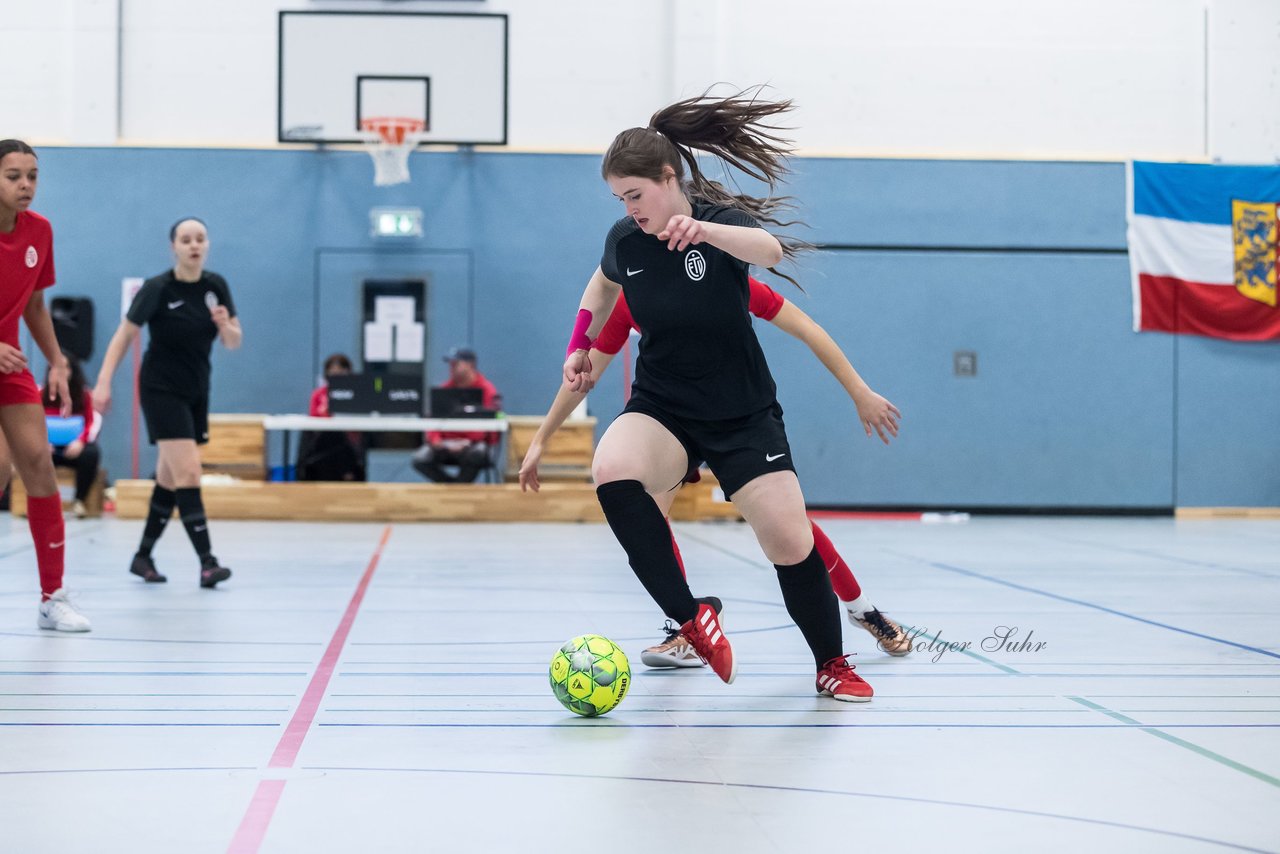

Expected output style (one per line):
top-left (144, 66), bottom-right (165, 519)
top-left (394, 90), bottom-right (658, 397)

top-left (428, 372), bottom-right (502, 445)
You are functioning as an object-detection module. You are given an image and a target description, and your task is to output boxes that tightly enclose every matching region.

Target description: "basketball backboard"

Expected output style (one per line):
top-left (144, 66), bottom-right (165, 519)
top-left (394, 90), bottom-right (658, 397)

top-left (278, 11), bottom-right (508, 146)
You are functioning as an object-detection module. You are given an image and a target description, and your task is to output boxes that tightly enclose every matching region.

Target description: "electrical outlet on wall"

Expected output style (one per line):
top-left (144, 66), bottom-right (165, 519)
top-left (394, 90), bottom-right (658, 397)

top-left (954, 350), bottom-right (977, 377)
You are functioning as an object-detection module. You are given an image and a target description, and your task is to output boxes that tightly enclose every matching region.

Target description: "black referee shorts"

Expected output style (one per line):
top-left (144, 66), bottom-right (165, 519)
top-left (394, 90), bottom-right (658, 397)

top-left (139, 387), bottom-right (210, 446)
top-left (622, 394), bottom-right (796, 499)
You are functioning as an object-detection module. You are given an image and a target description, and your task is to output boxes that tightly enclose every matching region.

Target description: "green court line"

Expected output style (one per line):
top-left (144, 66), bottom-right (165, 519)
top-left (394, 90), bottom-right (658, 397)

top-left (899, 625), bottom-right (1022, 674)
top-left (1068, 696), bottom-right (1280, 790)
top-left (888, 628), bottom-right (1280, 790)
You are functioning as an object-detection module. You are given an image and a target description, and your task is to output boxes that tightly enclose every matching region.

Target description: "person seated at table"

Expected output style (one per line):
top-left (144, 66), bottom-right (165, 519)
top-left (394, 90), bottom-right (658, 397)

top-left (296, 352), bottom-right (365, 482)
top-left (41, 354), bottom-right (101, 518)
top-left (412, 347), bottom-right (502, 483)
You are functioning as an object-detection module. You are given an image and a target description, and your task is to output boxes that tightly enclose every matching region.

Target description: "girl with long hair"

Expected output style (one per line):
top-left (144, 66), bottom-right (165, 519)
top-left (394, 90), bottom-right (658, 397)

top-left (563, 88), bottom-right (899, 700)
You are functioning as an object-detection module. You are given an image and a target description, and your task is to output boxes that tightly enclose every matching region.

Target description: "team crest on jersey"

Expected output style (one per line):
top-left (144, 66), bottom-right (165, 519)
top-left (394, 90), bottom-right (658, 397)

top-left (684, 250), bottom-right (706, 281)
top-left (25, 246), bottom-right (38, 268)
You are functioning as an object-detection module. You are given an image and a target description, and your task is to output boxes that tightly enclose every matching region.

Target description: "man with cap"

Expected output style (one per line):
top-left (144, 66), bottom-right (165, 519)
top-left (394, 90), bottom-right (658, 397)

top-left (412, 347), bottom-right (503, 483)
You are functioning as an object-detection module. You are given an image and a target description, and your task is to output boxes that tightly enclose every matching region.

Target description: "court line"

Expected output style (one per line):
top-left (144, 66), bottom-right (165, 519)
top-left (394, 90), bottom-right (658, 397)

top-left (888, 551), bottom-right (1280, 659)
top-left (225, 524), bottom-right (391, 854)
top-left (906, 621), bottom-right (1280, 790)
top-left (327, 671), bottom-right (1280, 678)
top-left (315, 722), bottom-right (1280, 729)
top-left (1068, 696), bottom-right (1280, 790)
top-left (0, 671), bottom-right (307, 677)
top-left (4, 763), bottom-right (1264, 852)
top-left (0, 633), bottom-right (322, 646)
top-left (305, 766), bottom-right (1277, 854)
top-left (1035, 533), bottom-right (1280, 580)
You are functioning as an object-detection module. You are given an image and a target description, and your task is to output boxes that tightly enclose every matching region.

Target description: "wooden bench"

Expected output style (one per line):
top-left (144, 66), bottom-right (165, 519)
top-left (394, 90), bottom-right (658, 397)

top-left (9, 467), bottom-right (107, 518)
top-left (204, 414), bottom-right (267, 480)
top-left (504, 415), bottom-right (596, 483)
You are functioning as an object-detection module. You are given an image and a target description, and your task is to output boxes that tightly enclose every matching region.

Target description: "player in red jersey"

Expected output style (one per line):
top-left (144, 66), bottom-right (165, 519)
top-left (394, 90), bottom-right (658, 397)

top-left (0, 140), bottom-right (90, 631)
top-left (521, 276), bottom-right (911, 669)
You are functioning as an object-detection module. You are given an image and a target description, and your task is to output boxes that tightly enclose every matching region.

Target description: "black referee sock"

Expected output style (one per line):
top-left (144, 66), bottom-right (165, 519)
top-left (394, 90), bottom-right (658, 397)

top-left (776, 546), bottom-right (845, 669)
top-left (174, 487), bottom-right (214, 564)
top-left (596, 480), bottom-right (698, 625)
top-left (137, 485), bottom-right (177, 557)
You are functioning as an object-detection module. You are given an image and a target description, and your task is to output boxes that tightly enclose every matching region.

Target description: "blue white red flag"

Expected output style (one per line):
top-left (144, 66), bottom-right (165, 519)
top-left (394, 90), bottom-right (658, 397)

top-left (1128, 161), bottom-right (1280, 341)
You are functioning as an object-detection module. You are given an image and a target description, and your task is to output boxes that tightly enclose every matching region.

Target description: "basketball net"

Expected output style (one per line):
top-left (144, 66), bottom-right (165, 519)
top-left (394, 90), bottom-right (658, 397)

top-left (359, 117), bottom-right (427, 186)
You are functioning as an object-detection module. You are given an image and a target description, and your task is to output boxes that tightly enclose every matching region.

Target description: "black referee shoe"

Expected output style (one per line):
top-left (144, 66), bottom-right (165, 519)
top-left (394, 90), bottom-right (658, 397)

top-left (199, 557), bottom-right (232, 589)
top-left (129, 553), bottom-right (167, 584)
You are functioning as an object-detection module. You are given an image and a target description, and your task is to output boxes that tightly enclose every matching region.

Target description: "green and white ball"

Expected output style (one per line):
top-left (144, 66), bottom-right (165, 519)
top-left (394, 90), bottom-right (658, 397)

top-left (549, 634), bottom-right (631, 717)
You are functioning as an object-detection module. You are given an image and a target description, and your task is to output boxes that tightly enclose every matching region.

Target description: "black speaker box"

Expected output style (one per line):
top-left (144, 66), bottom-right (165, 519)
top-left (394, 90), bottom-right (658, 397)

top-left (50, 296), bottom-right (94, 362)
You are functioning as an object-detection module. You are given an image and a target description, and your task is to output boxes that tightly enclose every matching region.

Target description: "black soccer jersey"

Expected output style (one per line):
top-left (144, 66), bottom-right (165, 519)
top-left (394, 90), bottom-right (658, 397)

top-left (128, 270), bottom-right (236, 397)
top-left (600, 202), bottom-right (778, 419)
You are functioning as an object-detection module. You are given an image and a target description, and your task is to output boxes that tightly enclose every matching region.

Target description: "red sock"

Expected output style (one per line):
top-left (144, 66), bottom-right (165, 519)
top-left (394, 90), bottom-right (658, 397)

top-left (666, 519), bottom-right (687, 580)
top-left (811, 520), bottom-right (860, 601)
top-left (26, 494), bottom-right (66, 599)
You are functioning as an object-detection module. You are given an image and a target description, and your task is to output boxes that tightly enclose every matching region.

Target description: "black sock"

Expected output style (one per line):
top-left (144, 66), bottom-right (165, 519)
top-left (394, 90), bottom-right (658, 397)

top-left (174, 487), bottom-right (214, 564)
top-left (776, 547), bottom-right (844, 668)
top-left (597, 480), bottom-right (698, 624)
top-left (138, 485), bottom-right (177, 557)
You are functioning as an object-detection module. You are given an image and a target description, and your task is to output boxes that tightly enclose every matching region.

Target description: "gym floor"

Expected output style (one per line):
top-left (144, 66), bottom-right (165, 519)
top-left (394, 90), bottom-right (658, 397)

top-left (1, 514), bottom-right (1277, 853)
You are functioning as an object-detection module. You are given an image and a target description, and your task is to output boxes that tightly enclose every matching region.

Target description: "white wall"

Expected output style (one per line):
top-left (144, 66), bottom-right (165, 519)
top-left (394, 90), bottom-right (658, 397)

top-left (5, 0), bottom-right (1278, 161)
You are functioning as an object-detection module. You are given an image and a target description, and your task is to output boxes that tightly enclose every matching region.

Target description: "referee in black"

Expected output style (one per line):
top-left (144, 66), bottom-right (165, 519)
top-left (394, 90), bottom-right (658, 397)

top-left (94, 217), bottom-right (242, 587)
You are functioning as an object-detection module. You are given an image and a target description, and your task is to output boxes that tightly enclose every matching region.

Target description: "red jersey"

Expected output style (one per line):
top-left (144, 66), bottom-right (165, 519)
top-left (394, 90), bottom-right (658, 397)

top-left (428, 372), bottom-right (502, 444)
top-left (309, 385), bottom-right (329, 417)
top-left (0, 210), bottom-right (55, 348)
top-left (593, 275), bottom-right (785, 355)
top-left (42, 390), bottom-right (99, 444)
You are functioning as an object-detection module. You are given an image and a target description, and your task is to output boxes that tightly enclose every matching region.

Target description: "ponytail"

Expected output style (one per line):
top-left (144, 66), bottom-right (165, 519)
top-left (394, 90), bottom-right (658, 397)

top-left (601, 86), bottom-right (811, 287)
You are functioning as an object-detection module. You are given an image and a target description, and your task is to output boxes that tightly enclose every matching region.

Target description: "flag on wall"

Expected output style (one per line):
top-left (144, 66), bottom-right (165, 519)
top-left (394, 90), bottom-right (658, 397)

top-left (1128, 161), bottom-right (1280, 341)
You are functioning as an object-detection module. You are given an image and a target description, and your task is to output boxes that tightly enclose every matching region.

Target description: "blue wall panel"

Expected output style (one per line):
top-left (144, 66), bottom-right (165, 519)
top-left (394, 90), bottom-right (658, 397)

top-left (20, 147), bottom-right (1275, 508)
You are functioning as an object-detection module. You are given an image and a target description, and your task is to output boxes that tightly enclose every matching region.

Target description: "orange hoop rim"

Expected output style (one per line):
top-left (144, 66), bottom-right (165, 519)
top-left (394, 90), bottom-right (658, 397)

top-left (359, 116), bottom-right (426, 145)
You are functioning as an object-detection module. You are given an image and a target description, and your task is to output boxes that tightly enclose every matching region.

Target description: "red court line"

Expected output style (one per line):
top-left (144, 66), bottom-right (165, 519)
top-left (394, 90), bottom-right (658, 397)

top-left (227, 525), bottom-right (392, 854)
top-left (808, 510), bottom-right (923, 521)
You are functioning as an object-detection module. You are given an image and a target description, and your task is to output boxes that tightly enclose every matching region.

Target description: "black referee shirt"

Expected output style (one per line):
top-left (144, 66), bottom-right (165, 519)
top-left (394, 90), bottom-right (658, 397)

top-left (600, 202), bottom-right (778, 420)
top-left (128, 270), bottom-right (236, 398)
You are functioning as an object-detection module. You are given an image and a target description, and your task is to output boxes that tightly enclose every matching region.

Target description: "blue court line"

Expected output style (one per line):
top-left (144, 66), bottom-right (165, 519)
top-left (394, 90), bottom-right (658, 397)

top-left (905, 623), bottom-right (1280, 791)
top-left (889, 551), bottom-right (1280, 659)
top-left (0, 708), bottom-right (290, 713)
top-left (350, 623), bottom-right (799, 647)
top-left (0, 671), bottom-right (307, 677)
top-left (319, 706), bottom-right (1280, 714)
top-left (1069, 696), bottom-right (1280, 790)
top-left (0, 766), bottom-right (254, 777)
top-left (327, 671), bottom-right (1280, 679)
top-left (0, 632), bottom-right (321, 646)
top-left (0, 727), bottom-right (280, 732)
top-left (0, 693), bottom-right (295, 697)
top-left (326, 692), bottom-right (1280, 699)
top-left (1038, 533), bottom-right (1280, 580)
top-left (316, 722), bottom-right (1280, 729)
top-left (304, 765), bottom-right (1276, 853)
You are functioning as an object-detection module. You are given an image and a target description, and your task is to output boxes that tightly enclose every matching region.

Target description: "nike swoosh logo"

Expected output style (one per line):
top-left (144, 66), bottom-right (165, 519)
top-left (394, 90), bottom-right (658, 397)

top-left (168, 300), bottom-right (184, 309)
top-left (626, 268), bottom-right (644, 276)
top-left (765, 453), bottom-right (787, 462)
top-left (49, 540), bottom-right (64, 549)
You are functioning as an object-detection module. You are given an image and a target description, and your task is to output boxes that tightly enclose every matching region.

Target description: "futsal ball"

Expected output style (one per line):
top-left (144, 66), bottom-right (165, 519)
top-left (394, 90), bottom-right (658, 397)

top-left (549, 634), bottom-right (631, 717)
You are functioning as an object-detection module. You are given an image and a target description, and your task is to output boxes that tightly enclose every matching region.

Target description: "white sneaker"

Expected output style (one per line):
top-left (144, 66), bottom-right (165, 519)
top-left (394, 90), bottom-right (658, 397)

top-left (640, 621), bottom-right (706, 668)
top-left (37, 589), bottom-right (92, 633)
top-left (72, 500), bottom-right (88, 518)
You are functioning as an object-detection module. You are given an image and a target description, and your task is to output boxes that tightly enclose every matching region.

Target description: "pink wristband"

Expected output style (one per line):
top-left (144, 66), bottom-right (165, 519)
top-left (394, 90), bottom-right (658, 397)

top-left (566, 308), bottom-right (594, 357)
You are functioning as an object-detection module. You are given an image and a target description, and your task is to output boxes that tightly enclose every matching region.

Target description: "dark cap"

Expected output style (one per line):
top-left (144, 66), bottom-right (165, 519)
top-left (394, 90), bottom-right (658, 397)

top-left (443, 347), bottom-right (477, 364)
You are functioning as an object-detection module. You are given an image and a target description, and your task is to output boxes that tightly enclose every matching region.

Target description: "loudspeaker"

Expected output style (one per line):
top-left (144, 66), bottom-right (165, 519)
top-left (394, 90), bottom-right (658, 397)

top-left (50, 296), bottom-right (94, 362)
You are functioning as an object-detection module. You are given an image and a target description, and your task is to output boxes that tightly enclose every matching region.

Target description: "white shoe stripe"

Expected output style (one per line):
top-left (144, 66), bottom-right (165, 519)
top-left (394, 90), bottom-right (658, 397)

top-left (699, 609), bottom-right (712, 627)
top-left (709, 629), bottom-right (722, 644)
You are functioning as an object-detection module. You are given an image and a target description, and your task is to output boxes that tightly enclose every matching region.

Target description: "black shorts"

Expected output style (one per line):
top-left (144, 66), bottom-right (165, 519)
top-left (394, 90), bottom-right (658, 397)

top-left (139, 387), bottom-right (209, 445)
top-left (623, 393), bottom-right (796, 499)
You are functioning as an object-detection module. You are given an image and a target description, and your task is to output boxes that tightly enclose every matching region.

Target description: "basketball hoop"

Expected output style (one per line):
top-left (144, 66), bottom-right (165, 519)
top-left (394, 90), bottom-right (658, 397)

top-left (359, 117), bottom-right (427, 186)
